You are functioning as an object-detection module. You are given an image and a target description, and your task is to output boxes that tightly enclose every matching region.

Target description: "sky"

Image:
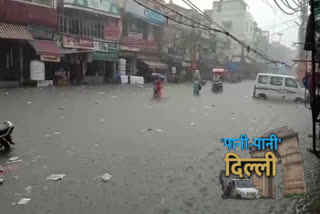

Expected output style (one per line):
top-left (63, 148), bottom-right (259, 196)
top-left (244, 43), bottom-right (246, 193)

top-left (165, 0), bottom-right (301, 50)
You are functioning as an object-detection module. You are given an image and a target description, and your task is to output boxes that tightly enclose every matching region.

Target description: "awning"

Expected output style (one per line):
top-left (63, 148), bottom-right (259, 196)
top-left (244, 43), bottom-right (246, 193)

top-left (0, 23), bottom-right (33, 40)
top-left (141, 60), bottom-right (168, 70)
top-left (29, 40), bottom-right (63, 57)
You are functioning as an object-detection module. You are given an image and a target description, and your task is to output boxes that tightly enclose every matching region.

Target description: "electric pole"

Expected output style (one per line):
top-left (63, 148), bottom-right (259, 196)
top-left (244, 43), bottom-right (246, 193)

top-left (298, 0), bottom-right (309, 60)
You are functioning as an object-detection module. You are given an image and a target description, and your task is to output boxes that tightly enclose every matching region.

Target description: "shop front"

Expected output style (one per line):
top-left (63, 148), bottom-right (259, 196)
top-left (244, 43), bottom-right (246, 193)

top-left (60, 34), bottom-right (94, 84)
top-left (0, 23), bottom-right (34, 87)
top-left (85, 40), bottom-right (119, 84)
top-left (28, 39), bottom-right (64, 86)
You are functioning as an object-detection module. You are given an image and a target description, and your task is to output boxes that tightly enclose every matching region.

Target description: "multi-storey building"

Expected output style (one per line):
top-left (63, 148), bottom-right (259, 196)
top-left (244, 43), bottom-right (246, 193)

top-left (0, 0), bottom-right (60, 87)
top-left (57, 0), bottom-right (122, 84)
top-left (119, 0), bottom-right (167, 81)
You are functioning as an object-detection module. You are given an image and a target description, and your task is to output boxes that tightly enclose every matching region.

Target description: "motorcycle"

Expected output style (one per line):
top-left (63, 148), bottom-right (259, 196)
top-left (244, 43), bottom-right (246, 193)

top-left (212, 79), bottom-right (223, 93)
top-left (0, 121), bottom-right (15, 151)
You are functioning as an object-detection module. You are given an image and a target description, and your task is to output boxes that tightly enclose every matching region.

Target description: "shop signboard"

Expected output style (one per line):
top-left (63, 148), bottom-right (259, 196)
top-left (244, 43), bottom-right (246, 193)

top-left (30, 60), bottom-right (45, 81)
top-left (128, 32), bottom-right (143, 39)
top-left (63, 35), bottom-right (94, 49)
top-left (121, 36), bottom-right (158, 52)
top-left (125, 1), bottom-right (165, 25)
top-left (64, 0), bottom-right (120, 17)
top-left (104, 22), bottom-right (121, 40)
top-left (93, 40), bottom-right (119, 61)
top-left (40, 55), bottom-right (61, 62)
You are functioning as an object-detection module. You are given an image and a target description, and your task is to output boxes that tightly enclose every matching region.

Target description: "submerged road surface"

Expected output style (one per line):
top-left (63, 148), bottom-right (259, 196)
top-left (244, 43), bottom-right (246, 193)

top-left (0, 81), bottom-right (319, 214)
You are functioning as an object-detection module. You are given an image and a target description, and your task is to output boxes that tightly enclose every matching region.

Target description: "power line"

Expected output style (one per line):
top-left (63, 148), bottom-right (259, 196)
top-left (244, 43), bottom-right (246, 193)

top-left (280, 0), bottom-right (300, 11)
top-left (132, 0), bottom-right (290, 67)
top-left (262, 16), bottom-right (300, 29)
top-left (273, 0), bottom-right (298, 15)
top-left (181, 0), bottom-right (225, 31)
top-left (179, 0), bottom-right (290, 66)
top-left (269, 24), bottom-right (299, 35)
top-left (262, 0), bottom-right (299, 26)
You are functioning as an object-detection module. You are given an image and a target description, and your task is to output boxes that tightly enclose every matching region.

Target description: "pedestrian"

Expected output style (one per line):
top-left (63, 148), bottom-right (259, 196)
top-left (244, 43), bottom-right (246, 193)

top-left (153, 76), bottom-right (164, 98)
top-left (193, 70), bottom-right (201, 96)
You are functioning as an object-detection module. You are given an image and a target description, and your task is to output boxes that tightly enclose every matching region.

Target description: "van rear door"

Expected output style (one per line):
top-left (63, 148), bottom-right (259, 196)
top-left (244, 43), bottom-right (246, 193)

top-left (283, 77), bottom-right (300, 101)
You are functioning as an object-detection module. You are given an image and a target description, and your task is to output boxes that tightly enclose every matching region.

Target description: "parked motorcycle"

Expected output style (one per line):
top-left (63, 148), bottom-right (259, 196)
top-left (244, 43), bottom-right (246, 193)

top-left (0, 121), bottom-right (15, 151)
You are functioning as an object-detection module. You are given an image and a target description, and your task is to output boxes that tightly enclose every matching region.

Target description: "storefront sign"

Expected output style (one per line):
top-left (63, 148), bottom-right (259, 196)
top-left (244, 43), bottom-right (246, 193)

top-left (30, 60), bottom-right (45, 81)
top-left (121, 36), bottom-right (157, 53)
top-left (63, 35), bottom-right (94, 49)
top-left (104, 22), bottom-right (121, 40)
top-left (92, 40), bottom-right (119, 61)
top-left (145, 9), bottom-right (165, 25)
top-left (40, 55), bottom-right (61, 62)
top-left (64, 0), bottom-right (120, 16)
top-left (128, 32), bottom-right (143, 39)
top-left (171, 67), bottom-right (176, 74)
top-left (125, 1), bottom-right (165, 25)
top-left (93, 41), bottom-right (109, 52)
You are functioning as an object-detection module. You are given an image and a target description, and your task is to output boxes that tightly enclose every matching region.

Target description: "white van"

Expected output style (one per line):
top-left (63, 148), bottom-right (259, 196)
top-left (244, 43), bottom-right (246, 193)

top-left (253, 73), bottom-right (308, 102)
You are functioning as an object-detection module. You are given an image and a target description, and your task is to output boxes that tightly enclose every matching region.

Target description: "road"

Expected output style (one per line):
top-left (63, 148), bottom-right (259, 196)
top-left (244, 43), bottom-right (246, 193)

top-left (0, 81), bottom-right (319, 214)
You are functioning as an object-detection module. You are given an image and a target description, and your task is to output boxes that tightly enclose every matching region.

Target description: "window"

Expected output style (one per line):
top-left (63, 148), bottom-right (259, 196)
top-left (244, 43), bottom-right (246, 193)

top-left (59, 11), bottom-right (106, 39)
top-left (222, 21), bottom-right (232, 30)
top-left (270, 76), bottom-right (283, 86)
top-left (258, 75), bottom-right (268, 84)
top-left (285, 78), bottom-right (298, 88)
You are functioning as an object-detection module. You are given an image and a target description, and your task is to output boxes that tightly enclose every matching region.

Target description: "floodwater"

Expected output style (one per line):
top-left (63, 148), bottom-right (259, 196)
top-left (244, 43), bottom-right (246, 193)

top-left (0, 81), bottom-right (318, 214)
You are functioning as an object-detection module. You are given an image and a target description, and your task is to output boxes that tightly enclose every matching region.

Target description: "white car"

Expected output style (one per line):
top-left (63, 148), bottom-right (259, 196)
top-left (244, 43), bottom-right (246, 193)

top-left (253, 73), bottom-right (308, 103)
top-left (231, 179), bottom-right (261, 199)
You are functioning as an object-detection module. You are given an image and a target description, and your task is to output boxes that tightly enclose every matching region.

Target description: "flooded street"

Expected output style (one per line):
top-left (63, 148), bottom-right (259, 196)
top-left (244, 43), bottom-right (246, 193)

top-left (0, 81), bottom-right (319, 214)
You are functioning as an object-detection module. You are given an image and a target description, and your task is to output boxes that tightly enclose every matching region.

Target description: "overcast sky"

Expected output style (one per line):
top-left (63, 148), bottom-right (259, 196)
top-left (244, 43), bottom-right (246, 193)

top-left (165, 0), bottom-right (301, 50)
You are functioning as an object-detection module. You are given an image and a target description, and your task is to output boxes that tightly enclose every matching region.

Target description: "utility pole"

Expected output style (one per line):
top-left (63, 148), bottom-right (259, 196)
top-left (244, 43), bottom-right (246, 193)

top-left (278, 33), bottom-right (283, 44)
top-left (298, 0), bottom-right (309, 60)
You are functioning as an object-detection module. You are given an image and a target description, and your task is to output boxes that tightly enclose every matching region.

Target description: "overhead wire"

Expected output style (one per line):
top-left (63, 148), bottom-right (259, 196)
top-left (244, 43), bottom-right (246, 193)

top-left (179, 0), bottom-right (290, 66)
top-left (269, 24), bottom-right (299, 35)
top-left (134, 0), bottom-right (290, 67)
top-left (281, 0), bottom-right (300, 11)
top-left (262, 0), bottom-right (299, 27)
top-left (273, 0), bottom-right (298, 15)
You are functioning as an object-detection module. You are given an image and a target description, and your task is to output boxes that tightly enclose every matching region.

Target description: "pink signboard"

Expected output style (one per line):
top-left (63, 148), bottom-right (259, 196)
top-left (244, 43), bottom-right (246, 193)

top-left (104, 22), bottom-right (121, 40)
top-left (63, 35), bottom-right (94, 49)
top-left (121, 36), bottom-right (158, 53)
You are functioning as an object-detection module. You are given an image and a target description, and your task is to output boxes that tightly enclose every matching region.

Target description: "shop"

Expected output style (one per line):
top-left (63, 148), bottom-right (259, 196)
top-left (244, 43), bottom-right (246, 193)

top-left (85, 40), bottom-right (119, 84)
top-left (28, 39), bottom-right (64, 86)
top-left (0, 23), bottom-right (34, 87)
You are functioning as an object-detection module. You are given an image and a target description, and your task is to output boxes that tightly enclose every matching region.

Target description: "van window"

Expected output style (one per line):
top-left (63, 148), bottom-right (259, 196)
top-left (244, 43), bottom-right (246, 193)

top-left (270, 76), bottom-right (283, 86)
top-left (258, 75), bottom-right (268, 84)
top-left (285, 78), bottom-right (298, 88)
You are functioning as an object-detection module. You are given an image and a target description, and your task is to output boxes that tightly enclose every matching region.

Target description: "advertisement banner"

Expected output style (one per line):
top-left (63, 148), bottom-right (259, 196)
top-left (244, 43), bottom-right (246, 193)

top-left (64, 0), bottom-right (120, 16)
top-left (63, 35), bottom-right (94, 49)
top-left (104, 22), bottom-right (121, 40)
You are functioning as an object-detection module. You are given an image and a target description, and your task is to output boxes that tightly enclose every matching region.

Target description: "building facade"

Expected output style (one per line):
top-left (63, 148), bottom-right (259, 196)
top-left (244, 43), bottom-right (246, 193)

top-left (119, 0), bottom-right (167, 82)
top-left (57, 0), bottom-right (122, 84)
top-left (0, 0), bottom-right (61, 87)
top-left (162, 2), bottom-right (228, 80)
top-left (208, 0), bottom-right (256, 61)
